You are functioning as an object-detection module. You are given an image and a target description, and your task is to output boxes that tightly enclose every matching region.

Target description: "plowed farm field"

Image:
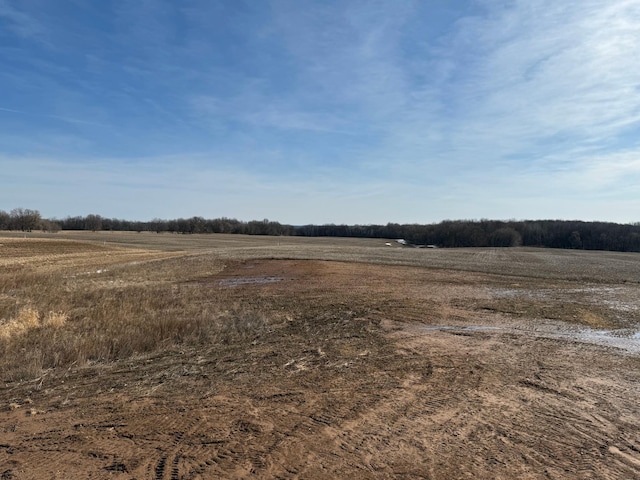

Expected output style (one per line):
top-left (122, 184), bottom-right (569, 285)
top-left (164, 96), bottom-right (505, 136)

top-left (1, 232), bottom-right (639, 479)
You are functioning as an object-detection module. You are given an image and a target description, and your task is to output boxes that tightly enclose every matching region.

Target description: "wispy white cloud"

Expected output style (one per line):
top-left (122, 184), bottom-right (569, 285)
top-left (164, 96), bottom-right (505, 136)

top-left (2, 0), bottom-right (640, 223)
top-left (0, 106), bottom-right (109, 127)
top-left (351, 0), bottom-right (640, 193)
top-left (0, 153), bottom-right (409, 222)
top-left (0, 0), bottom-right (47, 40)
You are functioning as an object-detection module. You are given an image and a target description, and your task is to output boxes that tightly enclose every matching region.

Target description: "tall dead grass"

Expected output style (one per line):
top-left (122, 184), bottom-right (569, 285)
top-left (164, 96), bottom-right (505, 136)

top-left (0, 307), bottom-right (67, 339)
top-left (0, 250), bottom-right (266, 381)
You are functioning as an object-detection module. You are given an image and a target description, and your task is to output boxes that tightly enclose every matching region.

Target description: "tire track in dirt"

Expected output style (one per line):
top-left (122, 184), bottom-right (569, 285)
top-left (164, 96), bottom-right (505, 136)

top-left (125, 396), bottom-right (285, 479)
top-left (128, 407), bottom-right (216, 480)
top-left (353, 322), bottom-right (640, 478)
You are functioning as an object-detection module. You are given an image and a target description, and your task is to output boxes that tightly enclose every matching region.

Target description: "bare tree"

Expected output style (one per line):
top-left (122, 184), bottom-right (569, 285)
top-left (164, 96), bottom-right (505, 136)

top-left (10, 208), bottom-right (41, 232)
top-left (0, 210), bottom-right (10, 230)
top-left (40, 219), bottom-right (61, 233)
top-left (84, 214), bottom-right (103, 232)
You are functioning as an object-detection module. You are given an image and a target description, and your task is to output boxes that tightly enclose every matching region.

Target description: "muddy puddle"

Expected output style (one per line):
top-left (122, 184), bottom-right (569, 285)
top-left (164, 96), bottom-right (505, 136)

top-left (492, 286), bottom-right (640, 313)
top-left (218, 276), bottom-right (284, 287)
top-left (423, 324), bottom-right (640, 354)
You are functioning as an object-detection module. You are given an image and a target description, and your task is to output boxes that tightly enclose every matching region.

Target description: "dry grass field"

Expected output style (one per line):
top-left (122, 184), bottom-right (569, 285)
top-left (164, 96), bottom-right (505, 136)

top-left (1, 231), bottom-right (639, 479)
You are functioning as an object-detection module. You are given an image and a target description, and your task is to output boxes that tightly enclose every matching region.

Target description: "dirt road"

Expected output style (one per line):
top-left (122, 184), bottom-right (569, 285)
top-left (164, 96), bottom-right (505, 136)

top-left (1, 237), bottom-right (639, 479)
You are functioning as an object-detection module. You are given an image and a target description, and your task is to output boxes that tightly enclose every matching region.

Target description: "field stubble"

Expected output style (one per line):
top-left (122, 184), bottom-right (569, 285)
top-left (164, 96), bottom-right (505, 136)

top-left (0, 232), bottom-right (639, 479)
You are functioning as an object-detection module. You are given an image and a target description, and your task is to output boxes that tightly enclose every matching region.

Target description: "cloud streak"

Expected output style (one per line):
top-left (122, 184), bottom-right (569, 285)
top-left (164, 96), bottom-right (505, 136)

top-left (0, 106), bottom-right (109, 127)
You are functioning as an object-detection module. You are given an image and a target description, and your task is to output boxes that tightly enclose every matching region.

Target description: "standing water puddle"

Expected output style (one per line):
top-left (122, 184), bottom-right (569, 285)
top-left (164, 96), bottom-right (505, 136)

top-left (218, 276), bottom-right (284, 287)
top-left (423, 324), bottom-right (640, 354)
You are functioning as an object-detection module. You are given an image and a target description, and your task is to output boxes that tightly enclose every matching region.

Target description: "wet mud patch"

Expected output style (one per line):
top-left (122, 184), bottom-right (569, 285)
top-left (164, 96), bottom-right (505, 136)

top-left (461, 283), bottom-right (640, 330)
top-left (422, 323), bottom-right (640, 354)
top-left (186, 259), bottom-right (319, 290)
top-left (218, 276), bottom-right (283, 287)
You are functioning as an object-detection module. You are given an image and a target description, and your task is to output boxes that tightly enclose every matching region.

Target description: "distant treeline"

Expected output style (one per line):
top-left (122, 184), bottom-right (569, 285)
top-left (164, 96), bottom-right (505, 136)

top-left (2, 208), bottom-right (640, 252)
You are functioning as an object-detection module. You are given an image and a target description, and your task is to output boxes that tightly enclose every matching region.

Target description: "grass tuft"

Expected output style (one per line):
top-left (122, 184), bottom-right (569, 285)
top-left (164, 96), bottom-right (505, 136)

top-left (0, 307), bottom-right (67, 340)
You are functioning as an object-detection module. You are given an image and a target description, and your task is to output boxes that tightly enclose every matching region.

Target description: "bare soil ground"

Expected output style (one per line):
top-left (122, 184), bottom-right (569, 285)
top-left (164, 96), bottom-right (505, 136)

top-left (1, 232), bottom-right (639, 479)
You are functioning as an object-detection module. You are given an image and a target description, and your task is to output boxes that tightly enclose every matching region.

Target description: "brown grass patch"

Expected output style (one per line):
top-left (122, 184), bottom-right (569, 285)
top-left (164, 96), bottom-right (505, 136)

top-left (0, 237), bottom-right (267, 381)
top-left (0, 307), bottom-right (68, 338)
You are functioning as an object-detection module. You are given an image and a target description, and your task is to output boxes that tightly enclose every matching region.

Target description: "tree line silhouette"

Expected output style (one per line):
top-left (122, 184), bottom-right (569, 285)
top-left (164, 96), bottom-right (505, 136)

top-left (2, 208), bottom-right (640, 252)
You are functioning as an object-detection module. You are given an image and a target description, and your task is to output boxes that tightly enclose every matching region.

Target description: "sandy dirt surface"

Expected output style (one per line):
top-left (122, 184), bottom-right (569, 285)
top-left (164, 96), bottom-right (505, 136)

top-left (1, 233), bottom-right (639, 479)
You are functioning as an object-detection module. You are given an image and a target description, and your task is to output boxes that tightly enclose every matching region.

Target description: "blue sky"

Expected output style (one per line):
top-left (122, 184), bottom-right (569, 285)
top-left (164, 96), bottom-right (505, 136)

top-left (1, 0), bottom-right (639, 224)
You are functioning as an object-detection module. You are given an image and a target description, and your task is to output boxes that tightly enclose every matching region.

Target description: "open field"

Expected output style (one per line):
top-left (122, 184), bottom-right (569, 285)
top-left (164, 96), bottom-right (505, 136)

top-left (1, 231), bottom-right (640, 479)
